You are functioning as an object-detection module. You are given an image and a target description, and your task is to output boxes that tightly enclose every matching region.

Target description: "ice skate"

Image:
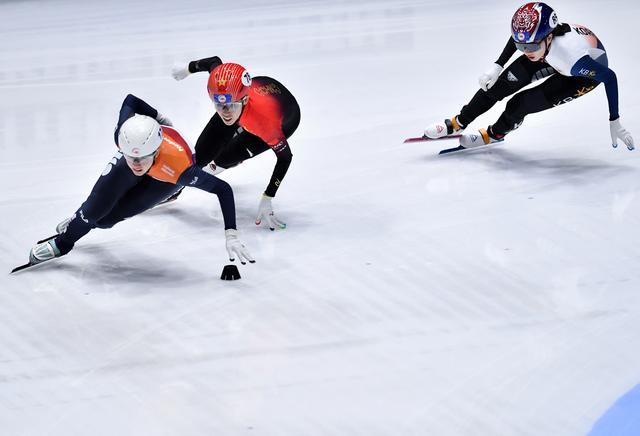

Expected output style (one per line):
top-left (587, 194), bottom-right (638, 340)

top-left (424, 116), bottom-right (465, 139)
top-left (459, 127), bottom-right (504, 148)
top-left (202, 161), bottom-right (226, 176)
top-left (56, 215), bottom-right (73, 234)
top-left (29, 239), bottom-right (61, 265)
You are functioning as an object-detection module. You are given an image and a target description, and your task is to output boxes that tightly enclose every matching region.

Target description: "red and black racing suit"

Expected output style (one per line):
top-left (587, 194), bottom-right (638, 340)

top-left (187, 56), bottom-right (301, 198)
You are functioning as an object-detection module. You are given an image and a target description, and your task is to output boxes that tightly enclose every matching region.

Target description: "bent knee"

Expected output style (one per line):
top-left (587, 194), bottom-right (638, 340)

top-left (504, 92), bottom-right (528, 113)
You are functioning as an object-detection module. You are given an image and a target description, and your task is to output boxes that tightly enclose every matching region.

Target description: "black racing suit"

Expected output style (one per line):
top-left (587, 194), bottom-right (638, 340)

top-left (456, 26), bottom-right (599, 138)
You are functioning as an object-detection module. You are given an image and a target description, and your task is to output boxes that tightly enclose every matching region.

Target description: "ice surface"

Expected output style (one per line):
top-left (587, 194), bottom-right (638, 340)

top-left (1, 0), bottom-right (639, 435)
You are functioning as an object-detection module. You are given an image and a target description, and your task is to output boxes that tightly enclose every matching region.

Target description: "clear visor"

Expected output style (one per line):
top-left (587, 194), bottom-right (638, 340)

top-left (212, 93), bottom-right (243, 113)
top-left (214, 101), bottom-right (243, 113)
top-left (515, 41), bottom-right (544, 53)
top-left (123, 150), bottom-right (157, 166)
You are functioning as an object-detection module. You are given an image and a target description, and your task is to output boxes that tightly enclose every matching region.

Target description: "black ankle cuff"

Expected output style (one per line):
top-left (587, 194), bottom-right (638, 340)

top-left (488, 125), bottom-right (505, 140)
top-left (444, 118), bottom-right (454, 135)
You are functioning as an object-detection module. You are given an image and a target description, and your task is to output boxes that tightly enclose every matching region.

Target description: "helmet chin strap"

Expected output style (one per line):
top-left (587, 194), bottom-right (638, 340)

top-left (238, 97), bottom-right (248, 119)
top-left (542, 36), bottom-right (553, 60)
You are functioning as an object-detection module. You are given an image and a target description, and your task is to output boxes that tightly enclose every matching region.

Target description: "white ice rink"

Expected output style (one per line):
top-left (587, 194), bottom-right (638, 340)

top-left (2, 0), bottom-right (640, 434)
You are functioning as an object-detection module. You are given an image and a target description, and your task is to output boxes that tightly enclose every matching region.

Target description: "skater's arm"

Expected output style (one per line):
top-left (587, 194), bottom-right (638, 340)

top-left (177, 165), bottom-right (254, 264)
top-left (177, 165), bottom-right (237, 230)
top-left (495, 38), bottom-right (517, 67)
top-left (571, 56), bottom-right (619, 120)
top-left (171, 56), bottom-right (223, 81)
top-left (265, 141), bottom-right (293, 198)
top-left (189, 56), bottom-right (223, 74)
top-left (114, 94), bottom-right (159, 144)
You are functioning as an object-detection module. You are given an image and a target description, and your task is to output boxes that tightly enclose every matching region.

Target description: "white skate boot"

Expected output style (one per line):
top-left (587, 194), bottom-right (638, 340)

top-left (202, 161), bottom-right (226, 176)
top-left (459, 127), bottom-right (504, 148)
top-left (29, 239), bottom-right (61, 265)
top-left (56, 215), bottom-right (73, 234)
top-left (424, 116), bottom-right (465, 139)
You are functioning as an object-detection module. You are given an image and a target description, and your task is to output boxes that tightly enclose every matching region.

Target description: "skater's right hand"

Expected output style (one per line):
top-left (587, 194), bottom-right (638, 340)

top-left (171, 62), bottom-right (191, 81)
top-left (478, 63), bottom-right (503, 91)
top-left (225, 229), bottom-right (255, 265)
top-left (156, 112), bottom-right (173, 127)
top-left (610, 118), bottom-right (635, 151)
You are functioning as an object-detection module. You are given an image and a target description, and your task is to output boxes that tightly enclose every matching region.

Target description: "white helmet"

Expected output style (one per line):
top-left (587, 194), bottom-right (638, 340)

top-left (118, 115), bottom-right (163, 157)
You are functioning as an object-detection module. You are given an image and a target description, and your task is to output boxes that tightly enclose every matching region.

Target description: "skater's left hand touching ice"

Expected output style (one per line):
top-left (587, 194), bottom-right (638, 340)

top-left (255, 194), bottom-right (286, 231)
top-left (225, 229), bottom-right (255, 264)
top-left (610, 118), bottom-right (634, 151)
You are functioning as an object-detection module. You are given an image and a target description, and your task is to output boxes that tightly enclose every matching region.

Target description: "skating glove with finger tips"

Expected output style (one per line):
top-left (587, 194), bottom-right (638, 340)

top-left (478, 63), bottom-right (503, 91)
top-left (255, 195), bottom-right (286, 231)
top-left (156, 112), bottom-right (173, 127)
top-left (610, 118), bottom-right (635, 151)
top-left (225, 229), bottom-right (255, 265)
top-left (171, 62), bottom-right (191, 81)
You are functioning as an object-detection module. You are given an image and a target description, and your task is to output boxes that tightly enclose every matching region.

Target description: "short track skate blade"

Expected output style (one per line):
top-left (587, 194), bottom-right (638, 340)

top-left (36, 234), bottom-right (58, 244)
top-left (11, 262), bottom-right (35, 274)
top-left (439, 139), bottom-right (504, 155)
top-left (438, 145), bottom-right (468, 155)
top-left (404, 135), bottom-right (462, 143)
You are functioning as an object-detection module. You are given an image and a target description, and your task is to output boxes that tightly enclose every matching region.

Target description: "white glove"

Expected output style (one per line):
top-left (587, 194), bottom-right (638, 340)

top-left (478, 63), bottom-right (503, 91)
top-left (156, 112), bottom-right (173, 127)
top-left (255, 194), bottom-right (286, 231)
top-left (171, 62), bottom-right (191, 81)
top-left (610, 119), bottom-right (635, 151)
top-left (225, 229), bottom-right (255, 264)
